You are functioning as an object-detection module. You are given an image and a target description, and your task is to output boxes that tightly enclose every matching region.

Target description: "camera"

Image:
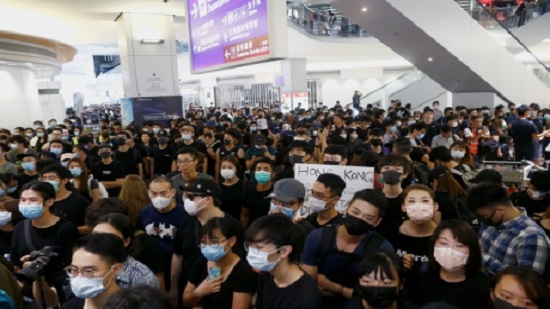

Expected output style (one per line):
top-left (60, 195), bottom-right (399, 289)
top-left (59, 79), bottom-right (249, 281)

top-left (16, 246), bottom-right (59, 283)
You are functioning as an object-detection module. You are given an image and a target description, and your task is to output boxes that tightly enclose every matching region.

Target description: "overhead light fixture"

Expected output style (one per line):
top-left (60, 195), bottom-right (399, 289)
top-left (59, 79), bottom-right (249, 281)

top-left (140, 39), bottom-right (165, 44)
top-left (362, 7), bottom-right (367, 12)
top-left (428, 57), bottom-right (433, 62)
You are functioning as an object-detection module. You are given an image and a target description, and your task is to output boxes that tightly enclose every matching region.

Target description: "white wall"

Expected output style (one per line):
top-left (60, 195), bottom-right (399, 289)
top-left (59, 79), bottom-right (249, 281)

top-left (390, 77), bottom-right (448, 109)
top-left (0, 65), bottom-right (41, 129)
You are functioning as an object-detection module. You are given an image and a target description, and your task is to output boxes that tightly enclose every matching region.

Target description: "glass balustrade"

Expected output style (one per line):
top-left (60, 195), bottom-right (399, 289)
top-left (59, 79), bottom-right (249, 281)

top-left (359, 70), bottom-right (428, 107)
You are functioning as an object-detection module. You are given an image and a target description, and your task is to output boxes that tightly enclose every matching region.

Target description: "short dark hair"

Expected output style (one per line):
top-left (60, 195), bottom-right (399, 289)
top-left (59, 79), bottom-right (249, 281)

top-left (40, 163), bottom-right (71, 180)
top-left (177, 147), bottom-right (198, 160)
top-left (253, 157), bottom-right (274, 171)
top-left (368, 128), bottom-right (384, 137)
top-left (289, 141), bottom-right (313, 156)
top-left (245, 214), bottom-right (304, 263)
top-left (428, 219), bottom-right (481, 278)
top-left (85, 198), bottom-right (129, 227)
top-left (517, 105), bottom-right (530, 117)
top-left (529, 171), bottom-right (550, 192)
top-left (316, 173), bottom-right (346, 197)
top-left (349, 189), bottom-right (388, 218)
top-left (9, 135), bottom-right (27, 146)
top-left (95, 213), bottom-right (135, 239)
top-left (200, 216), bottom-right (243, 244)
top-left (440, 124), bottom-right (452, 133)
top-left (392, 138), bottom-right (412, 155)
top-left (466, 183), bottom-right (512, 211)
top-left (359, 250), bottom-right (404, 283)
top-left (103, 287), bottom-right (172, 309)
top-left (324, 145), bottom-right (349, 159)
top-left (429, 146), bottom-right (453, 163)
top-left (377, 153), bottom-right (411, 174)
top-left (409, 123), bottom-right (427, 133)
top-left (20, 181), bottom-right (56, 202)
top-left (0, 143), bottom-right (9, 153)
top-left (73, 233), bottom-right (126, 265)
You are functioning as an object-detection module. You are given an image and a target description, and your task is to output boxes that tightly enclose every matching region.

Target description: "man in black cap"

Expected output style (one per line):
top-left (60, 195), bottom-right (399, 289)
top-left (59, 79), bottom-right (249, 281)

top-left (244, 133), bottom-right (275, 186)
top-left (90, 143), bottom-right (126, 197)
top-left (170, 177), bottom-right (244, 308)
top-left (468, 169), bottom-right (503, 186)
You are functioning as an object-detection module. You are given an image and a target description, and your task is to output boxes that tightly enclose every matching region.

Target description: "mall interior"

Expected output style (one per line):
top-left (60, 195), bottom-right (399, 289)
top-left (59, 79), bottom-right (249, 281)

top-left (0, 0), bottom-right (548, 129)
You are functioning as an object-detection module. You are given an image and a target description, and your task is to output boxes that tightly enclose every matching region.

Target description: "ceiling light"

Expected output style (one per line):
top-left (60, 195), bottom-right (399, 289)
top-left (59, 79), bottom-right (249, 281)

top-left (140, 39), bottom-right (165, 44)
top-left (428, 57), bottom-right (433, 62)
top-left (362, 7), bottom-right (367, 12)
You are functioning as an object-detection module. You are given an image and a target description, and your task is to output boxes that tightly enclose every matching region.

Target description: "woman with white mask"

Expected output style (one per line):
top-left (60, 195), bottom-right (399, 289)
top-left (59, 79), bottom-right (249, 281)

top-left (416, 219), bottom-right (489, 308)
top-left (219, 156), bottom-right (244, 221)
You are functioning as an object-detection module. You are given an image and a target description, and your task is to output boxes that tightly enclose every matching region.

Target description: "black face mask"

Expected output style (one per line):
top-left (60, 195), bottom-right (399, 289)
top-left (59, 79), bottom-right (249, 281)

top-left (370, 139), bottom-right (382, 147)
top-left (289, 155), bottom-right (304, 165)
top-left (493, 296), bottom-right (526, 309)
top-left (102, 133), bottom-right (110, 139)
top-left (204, 133), bottom-right (213, 138)
top-left (381, 170), bottom-right (402, 185)
top-left (224, 139), bottom-right (232, 145)
top-left (324, 161), bottom-right (340, 166)
top-left (342, 215), bottom-right (373, 235)
top-left (157, 138), bottom-right (168, 145)
top-left (115, 138), bottom-right (127, 146)
top-left (360, 286), bottom-right (398, 308)
top-left (100, 152), bottom-right (111, 159)
top-left (480, 209), bottom-right (504, 227)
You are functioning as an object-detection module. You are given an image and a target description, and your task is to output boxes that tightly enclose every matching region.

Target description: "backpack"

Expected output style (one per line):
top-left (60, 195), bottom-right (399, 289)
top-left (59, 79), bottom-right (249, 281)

top-left (449, 199), bottom-right (480, 232)
top-left (316, 225), bottom-right (385, 267)
top-left (451, 164), bottom-right (479, 189)
top-left (412, 162), bottom-right (430, 185)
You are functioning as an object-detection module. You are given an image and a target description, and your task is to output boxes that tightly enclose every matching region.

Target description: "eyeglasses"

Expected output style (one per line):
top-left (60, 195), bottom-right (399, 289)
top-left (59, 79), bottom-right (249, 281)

top-left (65, 266), bottom-right (102, 279)
top-left (177, 160), bottom-right (194, 165)
top-left (197, 238), bottom-right (228, 248)
top-left (308, 190), bottom-right (333, 200)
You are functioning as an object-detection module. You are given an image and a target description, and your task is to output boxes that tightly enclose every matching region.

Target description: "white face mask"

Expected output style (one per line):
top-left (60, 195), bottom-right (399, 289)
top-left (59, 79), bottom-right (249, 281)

top-left (405, 203), bottom-right (434, 222)
top-left (451, 150), bottom-right (465, 159)
top-left (0, 211), bottom-right (11, 226)
top-left (434, 246), bottom-right (469, 272)
top-left (220, 169), bottom-right (235, 180)
top-left (246, 247), bottom-right (281, 272)
top-left (307, 197), bottom-right (327, 213)
top-left (152, 196), bottom-right (172, 210)
top-left (184, 197), bottom-right (207, 216)
top-left (530, 190), bottom-right (547, 200)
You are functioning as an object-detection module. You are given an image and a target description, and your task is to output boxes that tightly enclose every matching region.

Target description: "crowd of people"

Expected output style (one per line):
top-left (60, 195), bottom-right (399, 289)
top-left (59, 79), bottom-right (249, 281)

top-left (0, 99), bottom-right (550, 309)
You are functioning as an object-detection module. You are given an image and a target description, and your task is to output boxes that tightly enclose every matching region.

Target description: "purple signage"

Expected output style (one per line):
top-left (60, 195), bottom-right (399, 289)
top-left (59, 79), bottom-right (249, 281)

top-left (187, 0), bottom-right (270, 72)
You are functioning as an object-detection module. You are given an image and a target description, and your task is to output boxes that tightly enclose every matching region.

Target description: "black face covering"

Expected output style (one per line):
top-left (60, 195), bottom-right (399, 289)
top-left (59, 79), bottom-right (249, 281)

top-left (100, 152), bottom-right (111, 159)
top-left (157, 138), bottom-right (168, 145)
top-left (381, 170), bottom-right (402, 185)
top-left (370, 139), bottom-right (382, 147)
top-left (102, 133), bottom-right (110, 139)
top-left (360, 286), bottom-right (398, 309)
top-left (324, 161), bottom-right (340, 166)
top-left (289, 155), bottom-right (304, 165)
top-left (115, 138), bottom-right (126, 146)
top-left (342, 215), bottom-right (373, 235)
top-left (223, 139), bottom-right (232, 145)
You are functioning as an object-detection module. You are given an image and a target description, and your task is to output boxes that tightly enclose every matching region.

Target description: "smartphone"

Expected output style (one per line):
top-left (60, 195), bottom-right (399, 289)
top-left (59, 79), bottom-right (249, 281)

top-left (208, 267), bottom-right (221, 280)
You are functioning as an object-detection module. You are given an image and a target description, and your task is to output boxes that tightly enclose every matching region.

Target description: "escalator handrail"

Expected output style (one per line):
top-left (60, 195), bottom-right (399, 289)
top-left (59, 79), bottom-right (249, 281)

top-left (360, 70), bottom-right (422, 101)
top-left (473, 0), bottom-right (550, 74)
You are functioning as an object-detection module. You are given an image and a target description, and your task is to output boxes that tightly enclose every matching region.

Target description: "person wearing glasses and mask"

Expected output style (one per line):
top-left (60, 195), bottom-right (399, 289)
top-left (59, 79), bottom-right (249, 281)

top-left (246, 214), bottom-right (322, 309)
top-left (301, 189), bottom-right (394, 309)
top-left (60, 233), bottom-right (124, 309)
top-left (170, 177), bottom-right (244, 308)
top-left (171, 147), bottom-right (215, 204)
top-left (183, 216), bottom-right (256, 309)
top-left (304, 173), bottom-right (346, 229)
top-left (267, 178), bottom-right (315, 236)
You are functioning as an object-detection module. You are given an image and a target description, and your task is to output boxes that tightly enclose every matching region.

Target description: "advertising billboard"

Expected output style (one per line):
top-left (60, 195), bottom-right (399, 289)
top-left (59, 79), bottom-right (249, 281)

top-left (187, 0), bottom-right (287, 73)
top-left (120, 96), bottom-right (183, 128)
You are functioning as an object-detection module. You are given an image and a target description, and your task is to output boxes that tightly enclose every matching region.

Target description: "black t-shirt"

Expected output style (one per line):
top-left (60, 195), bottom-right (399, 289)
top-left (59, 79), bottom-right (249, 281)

top-left (304, 212), bottom-right (343, 229)
top-left (17, 172), bottom-right (39, 187)
top-left (10, 218), bottom-right (79, 268)
top-left (131, 232), bottom-right (165, 275)
top-left (220, 179), bottom-right (244, 221)
top-left (418, 269), bottom-right (490, 309)
top-left (52, 192), bottom-right (90, 227)
top-left (152, 145), bottom-right (173, 175)
top-left (205, 141), bottom-right (221, 177)
top-left (511, 119), bottom-right (537, 147)
top-left (115, 148), bottom-right (141, 175)
top-left (342, 296), bottom-right (417, 309)
top-left (83, 155), bottom-right (100, 171)
top-left (188, 258), bottom-right (258, 309)
top-left (256, 271), bottom-right (322, 309)
top-left (242, 185), bottom-right (273, 227)
top-left (173, 140), bottom-right (208, 158)
top-left (0, 229), bottom-right (13, 256)
top-left (90, 160), bottom-right (126, 197)
top-left (61, 296), bottom-right (84, 309)
top-left (510, 190), bottom-right (550, 216)
top-left (375, 195), bottom-right (404, 238)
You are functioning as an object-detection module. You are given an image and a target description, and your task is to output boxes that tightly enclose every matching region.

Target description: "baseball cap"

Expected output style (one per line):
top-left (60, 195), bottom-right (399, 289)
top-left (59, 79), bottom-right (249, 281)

top-left (266, 179), bottom-right (306, 202)
top-left (253, 134), bottom-right (267, 146)
top-left (179, 177), bottom-right (221, 199)
top-left (468, 169), bottom-right (502, 184)
top-left (97, 143), bottom-right (112, 151)
top-left (429, 166), bottom-right (448, 182)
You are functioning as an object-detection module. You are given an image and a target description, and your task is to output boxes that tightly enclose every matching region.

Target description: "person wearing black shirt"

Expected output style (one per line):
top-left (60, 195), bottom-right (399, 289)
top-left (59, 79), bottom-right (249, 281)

top-left (72, 145), bottom-right (99, 172)
top-left (114, 133), bottom-right (142, 177)
top-left (90, 144), bottom-right (126, 197)
top-left (152, 132), bottom-right (173, 176)
top-left (215, 129), bottom-right (245, 181)
top-left (170, 177), bottom-right (244, 309)
top-left (510, 170), bottom-right (550, 217)
top-left (183, 216), bottom-right (254, 309)
top-left (240, 158), bottom-right (274, 228)
top-left (219, 156), bottom-right (244, 220)
top-left (247, 215), bottom-right (322, 309)
top-left (17, 153), bottom-right (39, 187)
top-left (11, 181), bottom-right (79, 304)
top-left (40, 164), bottom-right (90, 235)
top-left (304, 173), bottom-right (346, 229)
top-left (511, 105), bottom-right (538, 160)
top-left (201, 126), bottom-right (221, 178)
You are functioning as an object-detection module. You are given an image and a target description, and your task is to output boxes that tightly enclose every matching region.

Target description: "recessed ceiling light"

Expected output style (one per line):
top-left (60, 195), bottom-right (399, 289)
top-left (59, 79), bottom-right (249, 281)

top-left (362, 7), bottom-right (367, 12)
top-left (428, 57), bottom-right (433, 62)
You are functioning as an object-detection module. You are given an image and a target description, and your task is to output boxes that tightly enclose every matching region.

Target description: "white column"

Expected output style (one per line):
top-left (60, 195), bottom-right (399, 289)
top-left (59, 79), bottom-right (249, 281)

top-left (0, 64), bottom-right (42, 129)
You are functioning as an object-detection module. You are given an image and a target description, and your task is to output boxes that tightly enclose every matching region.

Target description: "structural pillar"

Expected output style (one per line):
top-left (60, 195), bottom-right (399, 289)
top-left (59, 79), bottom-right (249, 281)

top-left (280, 58), bottom-right (308, 110)
top-left (116, 13), bottom-right (179, 98)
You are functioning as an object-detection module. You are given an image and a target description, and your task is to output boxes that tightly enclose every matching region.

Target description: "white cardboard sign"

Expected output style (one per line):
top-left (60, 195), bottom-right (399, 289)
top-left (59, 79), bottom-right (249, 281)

top-left (294, 163), bottom-right (375, 217)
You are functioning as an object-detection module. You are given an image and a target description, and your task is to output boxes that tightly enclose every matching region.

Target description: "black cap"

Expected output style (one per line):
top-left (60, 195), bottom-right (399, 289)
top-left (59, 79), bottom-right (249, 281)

top-left (179, 177), bottom-right (221, 199)
top-left (429, 166), bottom-right (449, 182)
top-left (469, 169), bottom-right (502, 184)
top-left (253, 134), bottom-right (266, 146)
